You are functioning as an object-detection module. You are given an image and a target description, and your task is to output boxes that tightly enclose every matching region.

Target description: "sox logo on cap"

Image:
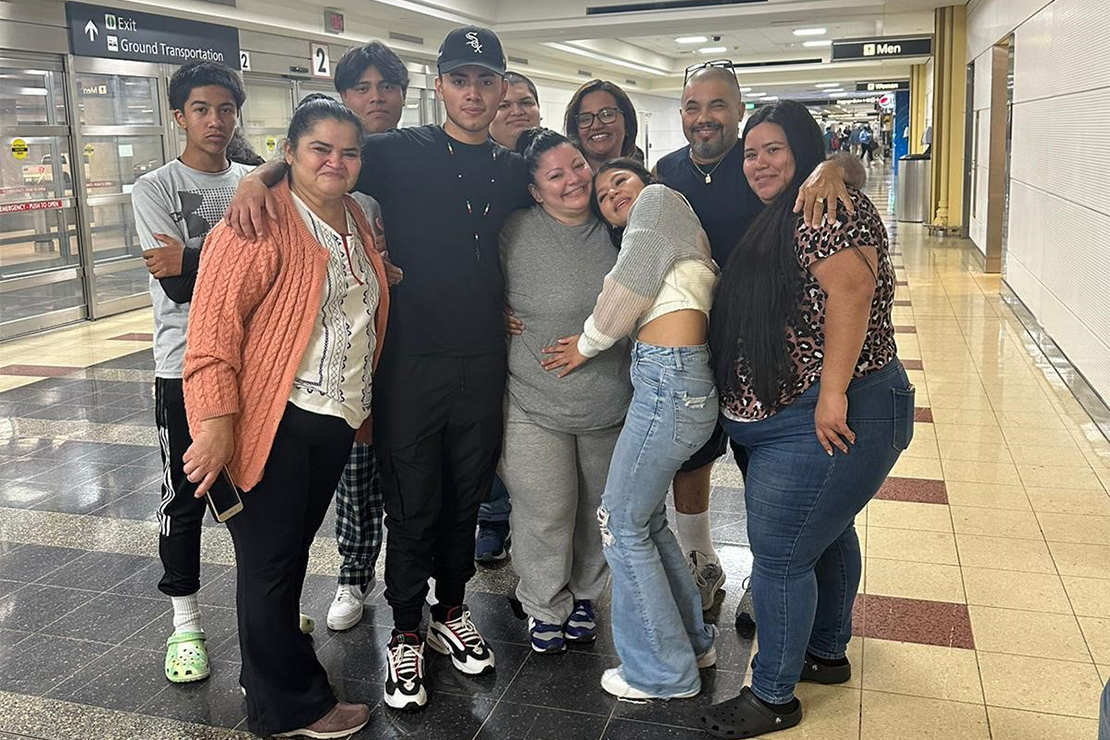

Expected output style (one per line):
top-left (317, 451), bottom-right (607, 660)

top-left (465, 31), bottom-right (483, 53)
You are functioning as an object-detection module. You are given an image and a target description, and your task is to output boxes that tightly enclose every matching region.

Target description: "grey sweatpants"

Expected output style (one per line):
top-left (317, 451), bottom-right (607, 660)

top-left (499, 401), bottom-right (621, 625)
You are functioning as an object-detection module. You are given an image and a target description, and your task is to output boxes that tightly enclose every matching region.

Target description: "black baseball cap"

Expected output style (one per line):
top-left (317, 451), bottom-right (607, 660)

top-left (437, 26), bottom-right (506, 76)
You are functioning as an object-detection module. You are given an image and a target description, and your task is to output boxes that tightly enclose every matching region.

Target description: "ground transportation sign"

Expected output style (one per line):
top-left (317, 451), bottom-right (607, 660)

top-left (65, 3), bottom-right (240, 69)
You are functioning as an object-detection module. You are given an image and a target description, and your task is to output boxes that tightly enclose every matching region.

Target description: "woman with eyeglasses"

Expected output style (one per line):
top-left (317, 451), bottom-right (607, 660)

top-left (564, 80), bottom-right (643, 171)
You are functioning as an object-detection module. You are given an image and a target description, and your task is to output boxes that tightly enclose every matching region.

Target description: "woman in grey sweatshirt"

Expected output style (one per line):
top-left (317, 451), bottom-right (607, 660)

top-left (499, 128), bottom-right (632, 653)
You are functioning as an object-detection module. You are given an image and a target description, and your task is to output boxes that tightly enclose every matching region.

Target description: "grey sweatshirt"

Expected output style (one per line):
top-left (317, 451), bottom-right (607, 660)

top-left (132, 159), bottom-right (253, 379)
top-left (500, 206), bottom-right (632, 433)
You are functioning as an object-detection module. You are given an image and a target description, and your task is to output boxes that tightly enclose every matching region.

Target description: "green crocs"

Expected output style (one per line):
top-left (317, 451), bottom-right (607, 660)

top-left (165, 631), bottom-right (210, 683)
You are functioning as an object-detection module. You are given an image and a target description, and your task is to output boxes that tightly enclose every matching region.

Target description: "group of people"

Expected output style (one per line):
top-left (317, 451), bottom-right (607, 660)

top-left (136, 23), bottom-right (913, 740)
top-left (824, 123), bottom-right (882, 165)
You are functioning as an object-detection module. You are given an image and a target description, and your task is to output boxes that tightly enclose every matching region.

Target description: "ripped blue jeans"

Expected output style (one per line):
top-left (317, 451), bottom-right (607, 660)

top-left (599, 341), bottom-right (718, 696)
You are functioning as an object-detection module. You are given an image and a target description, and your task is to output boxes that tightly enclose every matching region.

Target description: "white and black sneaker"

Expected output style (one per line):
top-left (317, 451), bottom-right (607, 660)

top-left (384, 632), bottom-right (427, 711)
top-left (426, 605), bottom-right (496, 675)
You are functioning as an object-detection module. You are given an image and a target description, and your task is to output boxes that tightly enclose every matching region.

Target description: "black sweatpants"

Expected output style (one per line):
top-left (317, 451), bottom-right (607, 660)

top-left (155, 377), bottom-right (206, 597)
top-left (227, 403), bottom-right (355, 737)
top-left (373, 352), bottom-right (506, 632)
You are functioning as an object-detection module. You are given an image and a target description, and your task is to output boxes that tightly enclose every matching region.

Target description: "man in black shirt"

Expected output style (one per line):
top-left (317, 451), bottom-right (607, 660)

top-left (225, 26), bottom-right (531, 713)
top-left (655, 64), bottom-right (864, 614)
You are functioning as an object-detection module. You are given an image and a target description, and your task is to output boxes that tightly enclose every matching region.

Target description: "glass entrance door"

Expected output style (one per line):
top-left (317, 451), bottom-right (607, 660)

top-left (0, 53), bottom-right (85, 340)
top-left (69, 56), bottom-right (173, 319)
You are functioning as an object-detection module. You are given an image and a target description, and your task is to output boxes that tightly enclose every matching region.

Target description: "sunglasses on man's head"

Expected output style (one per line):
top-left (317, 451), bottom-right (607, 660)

top-left (683, 59), bottom-right (740, 88)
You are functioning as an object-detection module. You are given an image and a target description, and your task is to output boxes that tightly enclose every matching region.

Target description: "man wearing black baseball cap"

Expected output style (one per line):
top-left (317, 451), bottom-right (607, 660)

top-left (223, 25), bottom-right (531, 713)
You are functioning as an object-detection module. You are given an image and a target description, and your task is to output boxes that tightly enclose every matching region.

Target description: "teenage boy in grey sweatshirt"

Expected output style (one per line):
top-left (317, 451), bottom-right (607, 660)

top-left (132, 60), bottom-right (251, 684)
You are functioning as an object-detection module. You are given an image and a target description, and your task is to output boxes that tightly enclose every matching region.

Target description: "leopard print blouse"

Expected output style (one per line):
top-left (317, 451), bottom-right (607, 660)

top-left (721, 187), bottom-right (897, 421)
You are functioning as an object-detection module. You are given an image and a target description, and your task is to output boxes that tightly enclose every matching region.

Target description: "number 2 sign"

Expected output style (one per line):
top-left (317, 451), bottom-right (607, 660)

top-left (310, 43), bottom-right (330, 78)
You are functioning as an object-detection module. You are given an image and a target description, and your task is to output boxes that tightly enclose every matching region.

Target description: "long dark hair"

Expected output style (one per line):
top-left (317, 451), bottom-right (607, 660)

top-left (591, 157), bottom-right (657, 247)
top-left (710, 100), bottom-right (825, 409)
top-left (564, 79), bottom-right (638, 159)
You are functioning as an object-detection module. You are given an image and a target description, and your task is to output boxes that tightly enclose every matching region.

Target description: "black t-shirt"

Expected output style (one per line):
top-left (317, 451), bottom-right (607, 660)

top-left (655, 142), bottom-right (762, 269)
top-left (356, 124), bottom-right (531, 356)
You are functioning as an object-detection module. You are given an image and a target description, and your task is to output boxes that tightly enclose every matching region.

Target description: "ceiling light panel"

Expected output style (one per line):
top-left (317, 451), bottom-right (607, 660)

top-left (675, 36), bottom-right (708, 44)
top-left (803, 40), bottom-right (832, 47)
top-left (815, 82), bottom-right (841, 88)
top-left (793, 28), bottom-right (826, 36)
top-left (698, 46), bottom-right (728, 53)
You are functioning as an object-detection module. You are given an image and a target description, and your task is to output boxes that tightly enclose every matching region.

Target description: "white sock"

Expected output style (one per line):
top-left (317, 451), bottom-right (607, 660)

top-left (676, 511), bottom-right (717, 562)
top-left (171, 594), bottom-right (203, 634)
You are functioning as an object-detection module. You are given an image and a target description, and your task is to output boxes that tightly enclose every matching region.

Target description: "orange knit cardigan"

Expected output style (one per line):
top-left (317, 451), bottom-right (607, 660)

top-left (183, 179), bottom-right (389, 491)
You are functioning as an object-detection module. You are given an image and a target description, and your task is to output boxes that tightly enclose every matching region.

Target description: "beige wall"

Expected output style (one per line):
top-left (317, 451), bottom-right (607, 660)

top-left (968, 0), bottom-right (1110, 403)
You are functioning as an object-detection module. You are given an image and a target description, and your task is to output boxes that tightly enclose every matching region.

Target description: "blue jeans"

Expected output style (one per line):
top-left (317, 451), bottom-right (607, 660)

top-left (600, 341), bottom-right (718, 696)
top-left (722, 360), bottom-right (914, 704)
top-left (477, 474), bottom-right (511, 525)
top-left (1100, 678), bottom-right (1110, 740)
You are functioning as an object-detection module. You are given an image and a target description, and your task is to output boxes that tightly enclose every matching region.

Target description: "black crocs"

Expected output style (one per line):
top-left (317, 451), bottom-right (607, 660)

top-left (799, 653), bottom-right (852, 685)
top-left (696, 687), bottom-right (802, 739)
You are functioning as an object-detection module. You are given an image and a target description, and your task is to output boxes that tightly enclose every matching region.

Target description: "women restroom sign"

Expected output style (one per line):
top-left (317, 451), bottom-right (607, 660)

top-left (65, 2), bottom-right (241, 69)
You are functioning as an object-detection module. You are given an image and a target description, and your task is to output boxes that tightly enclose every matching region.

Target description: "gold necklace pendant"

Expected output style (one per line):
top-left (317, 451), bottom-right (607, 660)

top-left (704, 174), bottom-right (712, 184)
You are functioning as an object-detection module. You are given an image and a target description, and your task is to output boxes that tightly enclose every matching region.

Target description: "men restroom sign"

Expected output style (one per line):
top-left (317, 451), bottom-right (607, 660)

top-left (66, 2), bottom-right (241, 69)
top-left (832, 35), bottom-right (932, 62)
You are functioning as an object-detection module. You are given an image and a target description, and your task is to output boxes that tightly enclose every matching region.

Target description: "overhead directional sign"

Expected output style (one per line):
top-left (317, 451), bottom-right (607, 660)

top-left (857, 79), bottom-right (911, 92)
top-left (832, 35), bottom-right (932, 62)
top-left (66, 3), bottom-right (240, 68)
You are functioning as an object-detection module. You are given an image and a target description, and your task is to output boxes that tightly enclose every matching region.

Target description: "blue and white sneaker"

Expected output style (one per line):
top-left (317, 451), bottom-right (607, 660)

top-left (564, 600), bottom-right (596, 643)
top-left (474, 522), bottom-right (511, 563)
top-left (528, 617), bottom-right (566, 654)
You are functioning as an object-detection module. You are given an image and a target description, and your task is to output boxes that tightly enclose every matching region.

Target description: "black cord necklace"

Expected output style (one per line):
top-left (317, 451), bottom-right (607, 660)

top-left (445, 137), bottom-right (497, 262)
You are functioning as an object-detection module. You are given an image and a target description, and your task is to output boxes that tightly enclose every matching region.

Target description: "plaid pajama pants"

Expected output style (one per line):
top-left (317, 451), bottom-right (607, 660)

top-left (334, 442), bottom-right (384, 588)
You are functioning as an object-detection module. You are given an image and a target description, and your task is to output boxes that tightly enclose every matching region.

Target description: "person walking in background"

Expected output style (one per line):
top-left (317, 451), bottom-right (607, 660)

top-left (654, 62), bottom-right (863, 613)
top-left (133, 60), bottom-right (254, 686)
top-left (859, 123), bottom-right (874, 165)
top-left (499, 127), bottom-right (631, 654)
top-left (564, 79), bottom-right (643, 171)
top-left (542, 160), bottom-right (719, 701)
top-left (698, 100), bottom-right (912, 738)
top-left (477, 70), bottom-right (543, 563)
top-left (182, 96), bottom-right (389, 739)
top-left (322, 39), bottom-right (409, 634)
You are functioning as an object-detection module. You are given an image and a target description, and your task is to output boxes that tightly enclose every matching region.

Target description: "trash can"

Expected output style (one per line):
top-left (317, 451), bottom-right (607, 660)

top-left (896, 154), bottom-right (931, 223)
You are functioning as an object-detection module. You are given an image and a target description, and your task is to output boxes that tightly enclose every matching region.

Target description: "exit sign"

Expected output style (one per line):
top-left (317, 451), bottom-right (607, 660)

top-left (324, 9), bottom-right (344, 34)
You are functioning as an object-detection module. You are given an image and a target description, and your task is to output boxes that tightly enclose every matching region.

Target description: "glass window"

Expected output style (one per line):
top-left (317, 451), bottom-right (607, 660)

top-left (242, 83), bottom-right (292, 129)
top-left (89, 201), bottom-right (141, 262)
top-left (0, 208), bottom-right (79, 277)
top-left (75, 74), bottom-right (160, 126)
top-left (0, 136), bottom-right (74, 203)
top-left (82, 135), bottom-right (164, 195)
top-left (402, 89), bottom-right (423, 128)
top-left (0, 67), bottom-right (66, 126)
top-left (0, 272), bottom-right (85, 326)
top-left (92, 264), bottom-right (150, 303)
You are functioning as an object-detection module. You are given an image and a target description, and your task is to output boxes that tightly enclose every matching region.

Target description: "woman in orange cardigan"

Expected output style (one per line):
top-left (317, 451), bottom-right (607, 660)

top-left (181, 97), bottom-right (389, 739)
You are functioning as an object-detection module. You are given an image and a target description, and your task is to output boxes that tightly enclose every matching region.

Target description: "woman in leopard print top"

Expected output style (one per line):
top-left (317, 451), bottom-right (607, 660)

top-left (699, 101), bottom-right (915, 739)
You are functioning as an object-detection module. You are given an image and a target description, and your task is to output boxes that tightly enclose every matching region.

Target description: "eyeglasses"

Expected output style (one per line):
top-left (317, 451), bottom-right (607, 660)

top-left (683, 59), bottom-right (739, 88)
top-left (575, 107), bottom-right (621, 128)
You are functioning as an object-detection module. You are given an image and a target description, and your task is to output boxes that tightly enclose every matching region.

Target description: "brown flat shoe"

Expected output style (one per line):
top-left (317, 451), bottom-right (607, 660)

top-left (275, 702), bottom-right (371, 739)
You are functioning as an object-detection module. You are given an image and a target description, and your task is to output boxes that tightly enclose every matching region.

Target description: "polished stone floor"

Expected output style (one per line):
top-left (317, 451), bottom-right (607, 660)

top-left (0, 163), bottom-right (1108, 739)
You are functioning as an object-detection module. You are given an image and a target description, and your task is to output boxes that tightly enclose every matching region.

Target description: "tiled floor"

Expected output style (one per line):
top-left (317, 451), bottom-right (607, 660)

top-left (0, 165), bottom-right (1108, 739)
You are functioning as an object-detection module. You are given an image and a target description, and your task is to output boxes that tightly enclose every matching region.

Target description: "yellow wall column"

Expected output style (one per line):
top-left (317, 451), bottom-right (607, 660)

top-left (909, 64), bottom-right (927, 155)
top-left (930, 5), bottom-right (967, 229)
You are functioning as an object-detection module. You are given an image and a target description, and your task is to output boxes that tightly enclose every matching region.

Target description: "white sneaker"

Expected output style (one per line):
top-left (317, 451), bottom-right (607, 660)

top-left (697, 624), bottom-right (719, 668)
top-left (600, 667), bottom-right (700, 701)
top-left (426, 605), bottom-right (496, 675)
top-left (689, 551), bottom-right (726, 612)
top-left (326, 584), bottom-right (368, 632)
top-left (383, 633), bottom-right (427, 711)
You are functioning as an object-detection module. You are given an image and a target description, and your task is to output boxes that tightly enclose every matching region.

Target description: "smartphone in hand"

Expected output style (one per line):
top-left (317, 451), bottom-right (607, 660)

top-left (205, 467), bottom-right (243, 522)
